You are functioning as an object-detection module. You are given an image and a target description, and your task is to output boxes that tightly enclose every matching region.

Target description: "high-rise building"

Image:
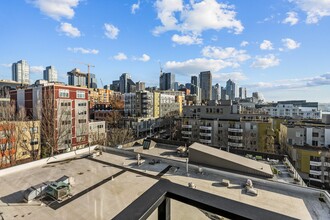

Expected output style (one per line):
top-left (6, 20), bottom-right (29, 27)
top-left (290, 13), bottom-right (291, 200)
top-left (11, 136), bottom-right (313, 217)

top-left (160, 72), bottom-right (175, 90)
top-left (225, 79), bottom-right (236, 101)
top-left (89, 74), bottom-right (97, 88)
top-left (118, 73), bottom-right (136, 94)
top-left (212, 83), bottom-right (220, 100)
top-left (199, 71), bottom-right (212, 101)
top-left (43, 66), bottom-right (58, 82)
top-left (239, 87), bottom-right (247, 99)
top-left (191, 76), bottom-right (198, 86)
top-left (136, 81), bottom-right (145, 91)
top-left (12, 60), bottom-right (30, 85)
top-left (221, 87), bottom-right (228, 100)
top-left (110, 80), bottom-right (120, 91)
top-left (67, 68), bottom-right (87, 87)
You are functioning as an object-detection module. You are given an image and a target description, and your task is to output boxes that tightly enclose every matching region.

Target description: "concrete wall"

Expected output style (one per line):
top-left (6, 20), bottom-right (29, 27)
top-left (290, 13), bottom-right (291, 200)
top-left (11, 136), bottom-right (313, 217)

top-left (0, 146), bottom-right (97, 177)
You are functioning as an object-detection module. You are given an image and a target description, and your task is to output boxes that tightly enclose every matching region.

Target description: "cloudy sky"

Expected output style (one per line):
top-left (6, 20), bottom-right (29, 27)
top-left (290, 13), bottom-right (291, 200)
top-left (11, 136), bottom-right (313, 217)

top-left (0, 0), bottom-right (330, 102)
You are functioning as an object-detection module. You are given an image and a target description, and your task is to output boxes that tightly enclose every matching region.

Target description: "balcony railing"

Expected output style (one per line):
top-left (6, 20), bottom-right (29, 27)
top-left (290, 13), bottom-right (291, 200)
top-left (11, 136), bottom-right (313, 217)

top-left (309, 177), bottom-right (322, 182)
top-left (310, 161), bottom-right (322, 166)
top-left (228, 142), bottom-right (243, 148)
top-left (310, 170), bottom-right (322, 176)
top-left (200, 133), bottom-right (212, 137)
top-left (228, 128), bottom-right (243, 132)
top-left (228, 135), bottom-right (243, 140)
top-left (181, 131), bottom-right (192, 135)
top-left (199, 139), bottom-right (212, 144)
top-left (182, 125), bottom-right (192, 128)
top-left (200, 126), bottom-right (212, 130)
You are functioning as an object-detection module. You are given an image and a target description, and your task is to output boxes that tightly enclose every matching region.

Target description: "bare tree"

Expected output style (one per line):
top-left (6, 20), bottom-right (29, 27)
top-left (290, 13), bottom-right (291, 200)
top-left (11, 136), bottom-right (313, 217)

top-left (40, 87), bottom-right (72, 157)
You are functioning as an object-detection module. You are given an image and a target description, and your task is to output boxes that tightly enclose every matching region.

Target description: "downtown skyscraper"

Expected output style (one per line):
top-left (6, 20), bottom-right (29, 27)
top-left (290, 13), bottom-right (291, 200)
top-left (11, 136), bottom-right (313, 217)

top-left (199, 71), bottom-right (212, 101)
top-left (159, 72), bottom-right (175, 90)
top-left (43, 66), bottom-right (58, 82)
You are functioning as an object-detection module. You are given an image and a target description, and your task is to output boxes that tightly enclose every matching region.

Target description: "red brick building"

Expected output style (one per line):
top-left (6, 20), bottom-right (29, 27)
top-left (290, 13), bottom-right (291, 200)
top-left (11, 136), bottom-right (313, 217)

top-left (10, 82), bottom-right (89, 153)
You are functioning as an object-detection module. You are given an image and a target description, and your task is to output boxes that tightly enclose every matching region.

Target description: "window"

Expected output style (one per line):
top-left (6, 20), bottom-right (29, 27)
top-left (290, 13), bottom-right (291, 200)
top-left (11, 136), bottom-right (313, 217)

top-left (78, 119), bottom-right (87, 123)
top-left (76, 90), bottom-right (85, 99)
top-left (59, 89), bottom-right (69, 98)
top-left (30, 127), bottom-right (38, 133)
top-left (312, 140), bottom-right (318, 146)
top-left (78, 102), bottom-right (87, 106)
top-left (312, 132), bottom-right (319, 137)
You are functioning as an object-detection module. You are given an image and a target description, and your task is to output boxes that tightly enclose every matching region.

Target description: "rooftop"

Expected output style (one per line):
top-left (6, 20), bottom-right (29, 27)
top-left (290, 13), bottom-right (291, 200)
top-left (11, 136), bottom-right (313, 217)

top-left (0, 146), bottom-right (329, 219)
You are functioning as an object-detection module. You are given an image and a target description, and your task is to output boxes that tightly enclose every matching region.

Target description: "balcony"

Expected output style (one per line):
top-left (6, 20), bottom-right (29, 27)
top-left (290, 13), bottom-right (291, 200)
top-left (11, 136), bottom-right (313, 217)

top-left (228, 135), bottom-right (243, 140)
top-left (309, 177), bottom-right (322, 182)
top-left (199, 139), bottom-right (211, 144)
top-left (324, 162), bottom-right (330, 167)
top-left (228, 142), bottom-right (243, 148)
top-left (200, 133), bottom-right (212, 137)
top-left (228, 128), bottom-right (243, 133)
top-left (182, 125), bottom-right (192, 129)
top-left (310, 161), bottom-right (322, 166)
top-left (181, 131), bottom-right (192, 135)
top-left (199, 126), bottom-right (212, 130)
top-left (310, 170), bottom-right (322, 176)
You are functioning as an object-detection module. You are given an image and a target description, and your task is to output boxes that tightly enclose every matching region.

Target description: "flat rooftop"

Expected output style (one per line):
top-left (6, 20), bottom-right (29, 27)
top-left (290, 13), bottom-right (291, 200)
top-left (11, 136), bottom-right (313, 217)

top-left (0, 148), bottom-right (329, 219)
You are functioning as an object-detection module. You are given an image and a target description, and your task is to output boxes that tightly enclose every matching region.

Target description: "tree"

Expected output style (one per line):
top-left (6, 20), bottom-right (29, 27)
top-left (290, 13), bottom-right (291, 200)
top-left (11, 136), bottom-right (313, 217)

top-left (104, 109), bottom-right (134, 147)
top-left (40, 86), bottom-right (72, 157)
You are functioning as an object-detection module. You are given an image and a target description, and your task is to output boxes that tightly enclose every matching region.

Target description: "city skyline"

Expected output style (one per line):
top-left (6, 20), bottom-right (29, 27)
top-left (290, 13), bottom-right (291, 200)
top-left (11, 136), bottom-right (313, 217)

top-left (1, 0), bottom-right (330, 102)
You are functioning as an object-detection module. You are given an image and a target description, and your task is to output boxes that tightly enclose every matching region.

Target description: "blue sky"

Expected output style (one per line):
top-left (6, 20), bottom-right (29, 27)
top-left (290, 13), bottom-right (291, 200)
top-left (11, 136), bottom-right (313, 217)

top-left (0, 0), bottom-right (330, 102)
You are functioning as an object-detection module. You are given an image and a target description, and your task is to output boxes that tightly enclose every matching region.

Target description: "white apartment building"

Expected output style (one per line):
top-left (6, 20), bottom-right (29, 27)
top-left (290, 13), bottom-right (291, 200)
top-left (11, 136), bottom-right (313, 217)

top-left (43, 66), bottom-right (58, 82)
top-left (263, 104), bottom-right (321, 119)
top-left (12, 60), bottom-right (30, 84)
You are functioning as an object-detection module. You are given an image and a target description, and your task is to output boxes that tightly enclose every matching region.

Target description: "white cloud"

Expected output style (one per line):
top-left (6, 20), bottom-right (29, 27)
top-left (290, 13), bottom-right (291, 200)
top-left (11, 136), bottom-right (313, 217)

top-left (282, 38), bottom-right (301, 50)
top-left (67, 47), bottom-right (99, 54)
top-left (30, 66), bottom-right (44, 73)
top-left (28, 0), bottom-right (80, 21)
top-left (1, 63), bottom-right (12, 68)
top-left (260, 40), bottom-right (274, 50)
top-left (164, 45), bottom-right (250, 75)
top-left (113, 52), bottom-right (128, 61)
top-left (213, 72), bottom-right (247, 82)
top-left (283, 11), bottom-right (299, 25)
top-left (104, 23), bottom-right (119, 39)
top-left (58, 22), bottom-right (81, 38)
top-left (246, 73), bottom-right (330, 90)
top-left (164, 58), bottom-right (234, 75)
top-left (251, 54), bottom-right (280, 69)
top-left (202, 46), bottom-right (250, 62)
top-left (171, 34), bottom-right (202, 45)
top-left (240, 41), bottom-right (249, 47)
top-left (131, 1), bottom-right (140, 14)
top-left (153, 0), bottom-right (243, 41)
top-left (291, 0), bottom-right (330, 24)
top-left (135, 54), bottom-right (151, 62)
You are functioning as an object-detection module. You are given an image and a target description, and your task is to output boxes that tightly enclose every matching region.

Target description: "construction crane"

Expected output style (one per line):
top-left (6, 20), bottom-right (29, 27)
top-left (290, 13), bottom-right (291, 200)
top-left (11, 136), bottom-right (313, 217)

top-left (75, 61), bottom-right (95, 88)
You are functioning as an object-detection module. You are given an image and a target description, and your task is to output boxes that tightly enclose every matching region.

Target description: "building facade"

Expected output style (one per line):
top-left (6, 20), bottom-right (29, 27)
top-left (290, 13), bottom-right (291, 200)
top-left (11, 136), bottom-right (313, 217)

top-left (10, 83), bottom-right (89, 153)
top-left (280, 120), bottom-right (330, 188)
top-left (43, 66), bottom-right (58, 82)
top-left (181, 102), bottom-right (275, 153)
top-left (263, 101), bottom-right (321, 119)
top-left (0, 121), bottom-right (41, 168)
top-left (12, 60), bottom-right (30, 85)
top-left (160, 72), bottom-right (175, 90)
top-left (199, 71), bottom-right (212, 102)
